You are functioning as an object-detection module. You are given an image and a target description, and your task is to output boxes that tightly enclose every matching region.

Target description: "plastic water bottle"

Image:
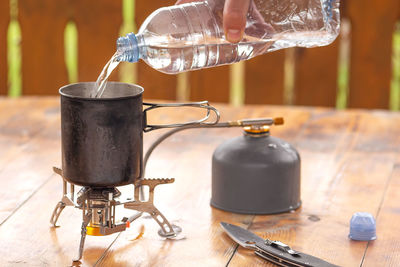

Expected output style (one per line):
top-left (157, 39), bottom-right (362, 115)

top-left (116, 0), bottom-right (340, 74)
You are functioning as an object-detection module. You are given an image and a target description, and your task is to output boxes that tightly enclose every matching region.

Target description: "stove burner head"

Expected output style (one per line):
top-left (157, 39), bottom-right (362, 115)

top-left (50, 167), bottom-right (180, 262)
top-left (77, 187), bottom-right (121, 204)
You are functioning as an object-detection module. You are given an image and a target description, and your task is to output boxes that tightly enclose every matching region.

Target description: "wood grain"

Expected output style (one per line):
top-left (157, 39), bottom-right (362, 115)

top-left (229, 110), bottom-right (400, 266)
top-left (135, 0), bottom-right (177, 100)
top-left (0, 0), bottom-right (9, 95)
top-left (0, 175), bottom-right (117, 266)
top-left (1, 98), bottom-right (400, 265)
top-left (96, 106), bottom-right (312, 266)
top-left (362, 162), bottom-right (400, 266)
top-left (190, 66), bottom-right (231, 103)
top-left (0, 97), bottom-right (60, 224)
top-left (292, 0), bottom-right (347, 108)
top-left (19, 0), bottom-right (70, 95)
top-left (73, 0), bottom-right (123, 84)
top-left (293, 41), bottom-right (339, 107)
top-left (347, 0), bottom-right (400, 109)
top-left (9, 0), bottom-right (400, 110)
top-left (245, 51), bottom-right (285, 105)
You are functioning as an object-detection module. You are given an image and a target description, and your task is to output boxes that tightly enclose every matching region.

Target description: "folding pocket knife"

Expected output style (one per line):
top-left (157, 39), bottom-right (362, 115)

top-left (221, 222), bottom-right (339, 267)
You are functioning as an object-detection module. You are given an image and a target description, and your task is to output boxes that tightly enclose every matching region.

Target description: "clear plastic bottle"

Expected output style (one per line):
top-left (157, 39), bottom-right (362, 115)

top-left (116, 0), bottom-right (340, 74)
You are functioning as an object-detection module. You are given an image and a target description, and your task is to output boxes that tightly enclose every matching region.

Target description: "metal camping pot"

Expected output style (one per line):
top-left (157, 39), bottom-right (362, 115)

top-left (60, 82), bottom-right (218, 187)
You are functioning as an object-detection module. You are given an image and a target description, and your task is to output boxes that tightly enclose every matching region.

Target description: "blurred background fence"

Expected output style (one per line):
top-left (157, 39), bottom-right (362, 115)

top-left (1, 0), bottom-right (400, 109)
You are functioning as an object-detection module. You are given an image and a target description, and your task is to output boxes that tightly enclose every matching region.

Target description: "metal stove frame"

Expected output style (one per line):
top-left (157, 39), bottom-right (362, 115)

top-left (50, 167), bottom-right (179, 261)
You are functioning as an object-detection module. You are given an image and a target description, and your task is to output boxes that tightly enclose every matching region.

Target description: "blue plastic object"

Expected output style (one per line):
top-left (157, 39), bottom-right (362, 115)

top-left (349, 212), bottom-right (377, 241)
top-left (117, 33), bottom-right (139, 63)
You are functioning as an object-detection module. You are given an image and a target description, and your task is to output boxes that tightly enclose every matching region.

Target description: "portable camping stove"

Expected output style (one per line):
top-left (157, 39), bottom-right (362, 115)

top-left (50, 167), bottom-right (180, 261)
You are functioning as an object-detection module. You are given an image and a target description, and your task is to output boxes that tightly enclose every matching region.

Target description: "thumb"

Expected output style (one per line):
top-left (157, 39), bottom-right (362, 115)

top-left (223, 0), bottom-right (251, 43)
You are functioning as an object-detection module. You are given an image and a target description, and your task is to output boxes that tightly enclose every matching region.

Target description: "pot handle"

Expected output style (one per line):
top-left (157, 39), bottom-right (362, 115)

top-left (143, 101), bottom-right (220, 132)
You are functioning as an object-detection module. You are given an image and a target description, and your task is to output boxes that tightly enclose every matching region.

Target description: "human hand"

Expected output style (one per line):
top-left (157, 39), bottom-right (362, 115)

top-left (175, 0), bottom-right (251, 43)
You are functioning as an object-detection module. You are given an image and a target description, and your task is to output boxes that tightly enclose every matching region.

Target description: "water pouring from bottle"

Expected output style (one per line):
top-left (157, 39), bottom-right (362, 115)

top-left (92, 0), bottom-right (340, 98)
top-left (92, 52), bottom-right (121, 98)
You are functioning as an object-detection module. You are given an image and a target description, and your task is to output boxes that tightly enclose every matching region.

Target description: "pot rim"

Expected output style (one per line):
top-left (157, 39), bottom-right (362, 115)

top-left (59, 82), bottom-right (144, 101)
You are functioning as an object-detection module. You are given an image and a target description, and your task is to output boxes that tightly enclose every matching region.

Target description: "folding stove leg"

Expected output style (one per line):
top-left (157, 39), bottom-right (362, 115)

top-left (74, 211), bottom-right (92, 262)
top-left (50, 201), bottom-right (66, 227)
top-left (124, 178), bottom-right (181, 238)
top-left (147, 206), bottom-right (181, 238)
top-left (50, 167), bottom-right (75, 227)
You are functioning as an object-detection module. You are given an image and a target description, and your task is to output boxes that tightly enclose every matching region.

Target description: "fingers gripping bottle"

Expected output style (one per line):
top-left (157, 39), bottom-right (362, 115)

top-left (116, 0), bottom-right (340, 74)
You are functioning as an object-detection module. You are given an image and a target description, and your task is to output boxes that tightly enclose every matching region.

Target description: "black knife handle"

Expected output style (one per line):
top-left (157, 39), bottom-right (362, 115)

top-left (255, 251), bottom-right (300, 267)
top-left (255, 244), bottom-right (340, 267)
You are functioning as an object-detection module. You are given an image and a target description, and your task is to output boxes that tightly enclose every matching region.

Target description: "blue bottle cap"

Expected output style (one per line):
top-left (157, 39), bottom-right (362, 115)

top-left (116, 33), bottom-right (140, 63)
top-left (349, 212), bottom-right (376, 241)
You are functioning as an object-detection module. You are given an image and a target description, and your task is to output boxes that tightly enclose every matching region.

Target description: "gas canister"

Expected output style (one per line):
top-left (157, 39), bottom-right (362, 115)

top-left (211, 125), bottom-right (301, 214)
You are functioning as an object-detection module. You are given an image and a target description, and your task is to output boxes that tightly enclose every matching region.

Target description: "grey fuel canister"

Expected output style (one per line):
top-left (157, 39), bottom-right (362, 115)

top-left (211, 125), bottom-right (301, 214)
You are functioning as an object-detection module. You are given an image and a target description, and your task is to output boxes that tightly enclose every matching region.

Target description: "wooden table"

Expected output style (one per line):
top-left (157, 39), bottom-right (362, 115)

top-left (1, 97), bottom-right (400, 267)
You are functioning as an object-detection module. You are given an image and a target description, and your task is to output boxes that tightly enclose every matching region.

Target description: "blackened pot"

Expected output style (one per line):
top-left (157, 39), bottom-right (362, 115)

top-left (60, 82), bottom-right (144, 187)
top-left (60, 82), bottom-right (219, 187)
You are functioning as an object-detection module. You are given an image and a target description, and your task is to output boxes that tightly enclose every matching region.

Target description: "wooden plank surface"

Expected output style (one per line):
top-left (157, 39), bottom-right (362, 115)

top-left (135, 0), bottom-right (177, 100)
top-left (1, 97), bottom-right (400, 266)
top-left (96, 106), bottom-right (311, 266)
top-left (190, 66), bottom-right (231, 103)
top-left (292, 1), bottom-right (346, 107)
top-left (0, 174), bottom-right (117, 266)
top-left (0, 0), bottom-right (9, 95)
top-left (347, 0), bottom-right (400, 109)
top-left (73, 0), bottom-right (123, 84)
top-left (0, 97), bottom-right (60, 224)
top-left (293, 42), bottom-right (339, 107)
top-left (362, 160), bottom-right (400, 266)
top-left (19, 0), bottom-right (70, 95)
top-left (245, 51), bottom-right (285, 105)
top-left (229, 110), bottom-right (400, 266)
